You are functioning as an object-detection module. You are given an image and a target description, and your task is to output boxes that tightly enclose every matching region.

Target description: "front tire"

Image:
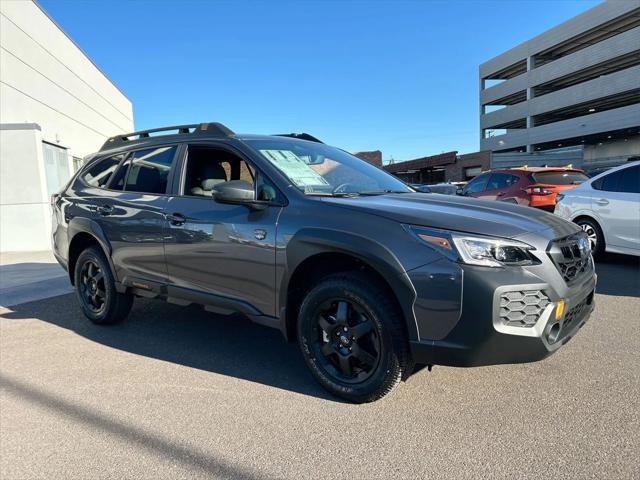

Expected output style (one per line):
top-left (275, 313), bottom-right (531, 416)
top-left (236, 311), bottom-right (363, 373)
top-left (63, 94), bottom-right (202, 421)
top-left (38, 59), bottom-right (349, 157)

top-left (74, 246), bottom-right (133, 325)
top-left (575, 217), bottom-right (604, 257)
top-left (297, 272), bottom-right (410, 403)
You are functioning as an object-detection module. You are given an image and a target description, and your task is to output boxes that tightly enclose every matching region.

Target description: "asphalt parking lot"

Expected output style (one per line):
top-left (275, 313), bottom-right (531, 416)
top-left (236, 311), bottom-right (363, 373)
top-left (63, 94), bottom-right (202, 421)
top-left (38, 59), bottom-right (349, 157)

top-left (1, 254), bottom-right (639, 479)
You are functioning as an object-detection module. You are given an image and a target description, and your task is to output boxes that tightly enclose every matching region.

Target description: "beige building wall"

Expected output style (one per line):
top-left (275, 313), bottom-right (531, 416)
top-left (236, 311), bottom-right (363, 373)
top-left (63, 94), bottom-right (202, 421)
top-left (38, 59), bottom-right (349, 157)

top-left (0, 0), bottom-right (134, 252)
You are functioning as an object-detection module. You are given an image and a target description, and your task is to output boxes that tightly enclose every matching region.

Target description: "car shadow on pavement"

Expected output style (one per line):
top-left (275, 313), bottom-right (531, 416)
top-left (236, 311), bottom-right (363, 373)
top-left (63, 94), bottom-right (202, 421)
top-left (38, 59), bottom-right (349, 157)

top-left (1, 293), bottom-right (339, 402)
top-left (594, 253), bottom-right (640, 298)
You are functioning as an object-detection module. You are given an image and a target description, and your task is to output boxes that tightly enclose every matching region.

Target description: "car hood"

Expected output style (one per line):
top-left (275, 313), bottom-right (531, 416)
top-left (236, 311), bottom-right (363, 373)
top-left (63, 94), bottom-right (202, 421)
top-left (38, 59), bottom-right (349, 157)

top-left (321, 193), bottom-right (578, 240)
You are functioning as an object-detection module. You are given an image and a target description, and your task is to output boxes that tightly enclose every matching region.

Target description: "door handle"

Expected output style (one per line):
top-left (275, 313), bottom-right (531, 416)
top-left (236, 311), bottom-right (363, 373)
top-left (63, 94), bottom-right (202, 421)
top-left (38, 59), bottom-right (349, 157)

top-left (596, 198), bottom-right (609, 206)
top-left (97, 204), bottom-right (113, 216)
top-left (496, 192), bottom-right (505, 197)
top-left (167, 213), bottom-right (186, 226)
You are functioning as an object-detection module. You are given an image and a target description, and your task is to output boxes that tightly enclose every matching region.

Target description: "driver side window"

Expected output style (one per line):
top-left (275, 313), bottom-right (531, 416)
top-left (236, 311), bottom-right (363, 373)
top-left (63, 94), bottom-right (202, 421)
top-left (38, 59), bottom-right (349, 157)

top-left (464, 174), bottom-right (489, 194)
top-left (183, 146), bottom-right (254, 197)
top-left (182, 145), bottom-right (281, 202)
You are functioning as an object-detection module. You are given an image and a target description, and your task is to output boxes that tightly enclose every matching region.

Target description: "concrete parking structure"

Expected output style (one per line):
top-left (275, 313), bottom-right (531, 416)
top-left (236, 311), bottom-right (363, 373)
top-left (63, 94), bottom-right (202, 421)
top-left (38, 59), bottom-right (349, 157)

top-left (480, 0), bottom-right (640, 168)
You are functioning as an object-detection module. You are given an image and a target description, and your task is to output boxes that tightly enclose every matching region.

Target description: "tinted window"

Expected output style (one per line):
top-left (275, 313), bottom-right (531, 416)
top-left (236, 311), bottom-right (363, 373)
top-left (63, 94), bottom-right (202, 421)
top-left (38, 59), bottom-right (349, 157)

top-left (594, 170), bottom-right (622, 192)
top-left (256, 170), bottom-right (282, 202)
top-left (486, 173), bottom-right (518, 190)
top-left (124, 146), bottom-right (177, 194)
top-left (183, 146), bottom-right (254, 197)
top-left (464, 174), bottom-right (489, 194)
top-left (82, 154), bottom-right (124, 187)
top-left (617, 165), bottom-right (640, 193)
top-left (109, 157), bottom-right (130, 190)
top-left (532, 171), bottom-right (588, 185)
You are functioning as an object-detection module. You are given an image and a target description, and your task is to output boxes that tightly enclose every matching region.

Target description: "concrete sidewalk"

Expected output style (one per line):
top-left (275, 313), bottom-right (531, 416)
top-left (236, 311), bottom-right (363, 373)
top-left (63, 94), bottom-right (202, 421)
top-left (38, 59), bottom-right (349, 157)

top-left (0, 251), bottom-right (72, 307)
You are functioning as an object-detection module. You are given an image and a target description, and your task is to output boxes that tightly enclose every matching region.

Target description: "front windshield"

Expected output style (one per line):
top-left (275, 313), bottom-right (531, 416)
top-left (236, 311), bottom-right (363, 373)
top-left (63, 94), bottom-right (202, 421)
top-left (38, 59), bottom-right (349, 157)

top-left (244, 138), bottom-right (412, 195)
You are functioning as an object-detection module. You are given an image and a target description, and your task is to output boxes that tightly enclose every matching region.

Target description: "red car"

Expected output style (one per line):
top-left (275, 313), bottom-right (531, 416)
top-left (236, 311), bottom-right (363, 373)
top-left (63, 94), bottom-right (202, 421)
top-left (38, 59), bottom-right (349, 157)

top-left (461, 167), bottom-right (589, 210)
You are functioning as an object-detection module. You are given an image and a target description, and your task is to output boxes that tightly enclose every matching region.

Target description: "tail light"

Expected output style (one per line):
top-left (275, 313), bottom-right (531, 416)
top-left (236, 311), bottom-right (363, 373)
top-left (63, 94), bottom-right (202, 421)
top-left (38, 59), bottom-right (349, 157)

top-left (525, 186), bottom-right (553, 195)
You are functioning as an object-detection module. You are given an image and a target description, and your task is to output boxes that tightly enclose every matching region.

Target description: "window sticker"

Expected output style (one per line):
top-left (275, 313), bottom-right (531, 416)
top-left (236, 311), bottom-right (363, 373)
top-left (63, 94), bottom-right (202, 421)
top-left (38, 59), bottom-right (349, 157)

top-left (259, 150), bottom-right (329, 187)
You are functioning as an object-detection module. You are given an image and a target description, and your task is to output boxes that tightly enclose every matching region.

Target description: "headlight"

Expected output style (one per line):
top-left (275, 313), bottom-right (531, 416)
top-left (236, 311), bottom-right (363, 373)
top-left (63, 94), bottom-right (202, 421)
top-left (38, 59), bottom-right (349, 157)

top-left (451, 235), bottom-right (538, 267)
top-left (409, 226), bottom-right (539, 267)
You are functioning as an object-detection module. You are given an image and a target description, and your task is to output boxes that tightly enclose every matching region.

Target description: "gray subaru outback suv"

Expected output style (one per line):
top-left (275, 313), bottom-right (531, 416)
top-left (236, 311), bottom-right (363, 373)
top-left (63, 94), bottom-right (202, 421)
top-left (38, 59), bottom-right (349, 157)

top-left (52, 122), bottom-right (596, 402)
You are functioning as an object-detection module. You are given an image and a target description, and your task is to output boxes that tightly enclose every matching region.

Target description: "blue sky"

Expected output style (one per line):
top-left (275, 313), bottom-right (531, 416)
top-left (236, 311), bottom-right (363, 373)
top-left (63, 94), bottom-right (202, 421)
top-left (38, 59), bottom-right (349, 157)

top-left (40, 0), bottom-right (599, 161)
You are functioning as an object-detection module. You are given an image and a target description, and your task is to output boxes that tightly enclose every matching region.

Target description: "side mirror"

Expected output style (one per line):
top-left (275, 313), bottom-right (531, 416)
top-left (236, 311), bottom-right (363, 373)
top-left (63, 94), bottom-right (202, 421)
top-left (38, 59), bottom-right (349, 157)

top-left (213, 180), bottom-right (256, 205)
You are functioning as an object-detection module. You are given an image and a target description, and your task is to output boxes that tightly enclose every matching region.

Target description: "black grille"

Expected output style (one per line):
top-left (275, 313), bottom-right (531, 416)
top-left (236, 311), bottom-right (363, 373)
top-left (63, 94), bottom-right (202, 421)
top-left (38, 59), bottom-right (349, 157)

top-left (563, 292), bottom-right (594, 331)
top-left (548, 233), bottom-right (592, 283)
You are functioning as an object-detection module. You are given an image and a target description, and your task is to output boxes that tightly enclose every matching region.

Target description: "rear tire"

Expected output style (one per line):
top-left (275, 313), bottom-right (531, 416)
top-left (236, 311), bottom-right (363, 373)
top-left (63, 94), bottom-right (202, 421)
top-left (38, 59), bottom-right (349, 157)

top-left (297, 271), bottom-right (410, 403)
top-left (74, 246), bottom-right (133, 325)
top-left (575, 217), bottom-right (604, 257)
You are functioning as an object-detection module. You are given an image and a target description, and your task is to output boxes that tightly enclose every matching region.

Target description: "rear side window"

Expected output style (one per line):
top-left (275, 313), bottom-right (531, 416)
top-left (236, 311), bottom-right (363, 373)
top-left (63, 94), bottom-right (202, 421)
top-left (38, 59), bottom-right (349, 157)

top-left (486, 173), bottom-right (519, 190)
top-left (594, 166), bottom-right (640, 193)
top-left (109, 157), bottom-right (130, 190)
top-left (464, 174), bottom-right (489, 194)
top-left (593, 170), bottom-right (621, 191)
top-left (531, 171), bottom-right (588, 185)
top-left (617, 165), bottom-right (640, 193)
top-left (123, 146), bottom-right (177, 194)
top-left (82, 154), bottom-right (124, 187)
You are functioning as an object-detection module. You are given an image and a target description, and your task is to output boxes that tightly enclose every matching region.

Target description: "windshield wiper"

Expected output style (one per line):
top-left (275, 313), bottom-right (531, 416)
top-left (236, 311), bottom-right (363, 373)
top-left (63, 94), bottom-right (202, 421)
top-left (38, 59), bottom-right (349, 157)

top-left (305, 192), bottom-right (361, 197)
top-left (305, 189), bottom-right (410, 197)
top-left (357, 189), bottom-right (411, 196)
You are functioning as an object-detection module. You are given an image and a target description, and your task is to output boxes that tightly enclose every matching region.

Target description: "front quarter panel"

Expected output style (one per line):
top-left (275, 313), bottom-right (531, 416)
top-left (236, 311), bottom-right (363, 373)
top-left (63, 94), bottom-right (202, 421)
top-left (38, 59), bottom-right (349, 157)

top-left (275, 199), bottom-right (449, 341)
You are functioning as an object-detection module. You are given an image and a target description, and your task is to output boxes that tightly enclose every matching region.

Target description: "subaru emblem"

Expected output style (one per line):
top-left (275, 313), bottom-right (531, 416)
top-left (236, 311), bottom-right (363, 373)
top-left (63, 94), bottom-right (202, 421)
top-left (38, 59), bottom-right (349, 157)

top-left (578, 236), bottom-right (590, 255)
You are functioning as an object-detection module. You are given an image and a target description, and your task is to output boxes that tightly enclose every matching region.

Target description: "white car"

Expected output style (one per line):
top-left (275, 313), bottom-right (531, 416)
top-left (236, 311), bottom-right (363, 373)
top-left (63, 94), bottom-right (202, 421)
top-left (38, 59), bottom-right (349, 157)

top-left (554, 161), bottom-right (640, 257)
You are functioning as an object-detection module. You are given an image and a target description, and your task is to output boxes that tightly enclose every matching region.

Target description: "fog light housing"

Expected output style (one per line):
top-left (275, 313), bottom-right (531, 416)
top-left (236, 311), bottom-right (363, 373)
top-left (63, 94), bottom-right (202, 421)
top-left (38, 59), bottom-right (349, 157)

top-left (547, 322), bottom-right (561, 343)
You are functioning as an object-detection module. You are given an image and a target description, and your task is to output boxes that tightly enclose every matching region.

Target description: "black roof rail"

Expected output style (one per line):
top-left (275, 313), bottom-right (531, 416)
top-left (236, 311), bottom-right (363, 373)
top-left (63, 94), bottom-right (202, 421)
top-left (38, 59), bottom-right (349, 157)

top-left (274, 133), bottom-right (324, 144)
top-left (100, 122), bottom-right (234, 151)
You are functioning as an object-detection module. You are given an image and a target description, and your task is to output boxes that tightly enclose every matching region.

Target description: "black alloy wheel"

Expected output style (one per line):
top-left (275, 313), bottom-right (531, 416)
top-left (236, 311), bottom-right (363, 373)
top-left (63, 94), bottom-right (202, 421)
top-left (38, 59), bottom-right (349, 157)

top-left (313, 298), bottom-right (381, 383)
top-left (297, 272), bottom-right (410, 403)
top-left (79, 259), bottom-right (106, 314)
top-left (74, 246), bottom-right (133, 325)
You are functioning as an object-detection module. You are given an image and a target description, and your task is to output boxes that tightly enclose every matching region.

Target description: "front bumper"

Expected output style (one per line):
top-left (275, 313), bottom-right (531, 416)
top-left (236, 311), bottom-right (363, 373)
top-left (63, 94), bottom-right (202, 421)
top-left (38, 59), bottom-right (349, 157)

top-left (408, 261), bottom-right (596, 367)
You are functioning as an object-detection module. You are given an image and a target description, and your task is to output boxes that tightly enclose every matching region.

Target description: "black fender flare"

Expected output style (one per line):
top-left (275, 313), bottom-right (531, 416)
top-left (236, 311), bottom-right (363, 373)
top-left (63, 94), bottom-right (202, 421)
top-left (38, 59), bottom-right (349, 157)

top-left (279, 228), bottom-right (419, 341)
top-left (67, 217), bottom-right (119, 285)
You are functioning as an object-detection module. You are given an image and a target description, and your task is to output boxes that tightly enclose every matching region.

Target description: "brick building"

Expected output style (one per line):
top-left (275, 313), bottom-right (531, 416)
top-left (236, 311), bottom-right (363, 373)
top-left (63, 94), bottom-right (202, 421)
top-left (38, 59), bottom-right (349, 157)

top-left (353, 150), bottom-right (383, 166)
top-left (383, 151), bottom-right (491, 184)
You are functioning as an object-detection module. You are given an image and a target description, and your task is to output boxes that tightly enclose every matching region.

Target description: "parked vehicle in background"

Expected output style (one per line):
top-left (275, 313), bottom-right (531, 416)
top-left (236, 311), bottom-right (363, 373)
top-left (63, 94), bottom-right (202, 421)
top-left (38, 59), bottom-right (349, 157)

top-left (585, 166), bottom-right (612, 178)
top-left (51, 122), bottom-right (596, 402)
top-left (461, 167), bottom-right (589, 210)
top-left (555, 161), bottom-right (640, 257)
top-left (424, 183), bottom-right (461, 196)
top-left (409, 183), bottom-right (432, 193)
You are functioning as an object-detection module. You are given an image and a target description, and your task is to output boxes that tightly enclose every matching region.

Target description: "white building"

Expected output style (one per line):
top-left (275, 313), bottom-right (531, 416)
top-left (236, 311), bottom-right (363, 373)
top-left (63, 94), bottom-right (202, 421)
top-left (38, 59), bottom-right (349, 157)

top-left (0, 0), bottom-right (134, 252)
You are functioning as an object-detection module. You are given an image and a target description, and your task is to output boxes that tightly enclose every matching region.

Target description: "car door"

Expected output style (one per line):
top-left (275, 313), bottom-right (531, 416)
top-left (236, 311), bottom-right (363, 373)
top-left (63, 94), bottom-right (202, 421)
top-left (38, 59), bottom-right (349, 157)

top-left (163, 143), bottom-right (284, 317)
top-left (500, 173), bottom-right (523, 203)
top-left (591, 165), bottom-right (640, 253)
top-left (93, 145), bottom-right (179, 286)
top-left (479, 173), bottom-right (512, 201)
